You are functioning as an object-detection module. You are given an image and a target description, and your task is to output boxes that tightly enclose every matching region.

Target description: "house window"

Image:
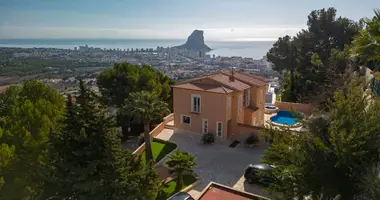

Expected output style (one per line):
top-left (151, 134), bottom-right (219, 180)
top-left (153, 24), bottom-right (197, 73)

top-left (202, 119), bottom-right (208, 133)
top-left (238, 95), bottom-right (242, 113)
top-left (216, 121), bottom-right (223, 137)
top-left (191, 94), bottom-right (201, 113)
top-left (227, 96), bottom-right (231, 110)
top-left (181, 115), bottom-right (191, 126)
top-left (244, 89), bottom-right (250, 107)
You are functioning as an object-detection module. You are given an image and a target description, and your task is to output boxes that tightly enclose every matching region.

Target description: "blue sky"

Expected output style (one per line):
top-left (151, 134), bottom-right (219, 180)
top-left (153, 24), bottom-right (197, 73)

top-left (0, 0), bottom-right (378, 41)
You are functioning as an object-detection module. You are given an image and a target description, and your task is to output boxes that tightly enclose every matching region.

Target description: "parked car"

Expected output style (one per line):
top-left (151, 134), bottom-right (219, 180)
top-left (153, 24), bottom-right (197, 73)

top-left (167, 192), bottom-right (194, 200)
top-left (244, 164), bottom-right (274, 185)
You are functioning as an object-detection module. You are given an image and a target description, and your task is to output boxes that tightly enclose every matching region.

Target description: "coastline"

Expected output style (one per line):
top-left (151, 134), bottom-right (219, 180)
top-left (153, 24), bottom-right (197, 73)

top-left (0, 39), bottom-right (274, 58)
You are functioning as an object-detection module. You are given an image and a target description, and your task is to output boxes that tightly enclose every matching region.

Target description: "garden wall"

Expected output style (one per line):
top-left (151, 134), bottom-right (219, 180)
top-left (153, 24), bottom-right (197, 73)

top-left (233, 123), bottom-right (268, 146)
top-left (133, 113), bottom-right (174, 155)
top-left (236, 123), bottom-right (263, 135)
top-left (274, 101), bottom-right (314, 116)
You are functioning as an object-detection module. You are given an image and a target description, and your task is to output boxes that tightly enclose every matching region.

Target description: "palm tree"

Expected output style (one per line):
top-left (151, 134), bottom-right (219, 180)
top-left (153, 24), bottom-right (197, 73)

top-left (166, 150), bottom-right (197, 192)
top-left (125, 91), bottom-right (170, 163)
top-left (351, 9), bottom-right (380, 70)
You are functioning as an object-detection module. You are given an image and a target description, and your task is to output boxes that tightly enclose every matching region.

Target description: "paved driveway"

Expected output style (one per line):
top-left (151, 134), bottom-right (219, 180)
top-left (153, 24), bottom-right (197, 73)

top-left (156, 129), bottom-right (271, 199)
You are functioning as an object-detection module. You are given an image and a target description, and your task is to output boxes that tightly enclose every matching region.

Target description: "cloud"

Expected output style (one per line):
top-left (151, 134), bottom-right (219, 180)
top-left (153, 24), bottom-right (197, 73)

top-left (0, 26), bottom-right (305, 41)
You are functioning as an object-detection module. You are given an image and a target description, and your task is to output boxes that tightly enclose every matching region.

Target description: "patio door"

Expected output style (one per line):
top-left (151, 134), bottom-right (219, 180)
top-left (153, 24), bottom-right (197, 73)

top-left (216, 121), bottom-right (223, 137)
top-left (202, 119), bottom-right (208, 134)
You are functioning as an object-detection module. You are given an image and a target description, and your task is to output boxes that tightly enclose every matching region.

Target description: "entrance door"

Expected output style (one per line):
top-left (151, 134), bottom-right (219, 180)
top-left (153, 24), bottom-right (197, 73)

top-left (216, 121), bottom-right (223, 137)
top-left (202, 119), bottom-right (208, 134)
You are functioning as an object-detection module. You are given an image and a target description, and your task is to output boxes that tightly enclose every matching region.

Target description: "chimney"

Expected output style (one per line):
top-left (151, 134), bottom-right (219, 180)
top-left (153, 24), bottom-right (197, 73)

top-left (229, 67), bottom-right (235, 82)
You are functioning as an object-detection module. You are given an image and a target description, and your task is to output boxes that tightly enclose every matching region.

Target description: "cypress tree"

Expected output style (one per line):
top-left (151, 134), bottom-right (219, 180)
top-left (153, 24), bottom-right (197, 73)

top-left (43, 81), bottom-right (159, 200)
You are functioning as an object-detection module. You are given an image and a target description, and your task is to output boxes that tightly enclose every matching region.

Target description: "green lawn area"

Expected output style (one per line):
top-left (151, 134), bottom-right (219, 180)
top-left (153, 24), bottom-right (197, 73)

top-left (141, 140), bottom-right (177, 164)
top-left (156, 174), bottom-right (197, 200)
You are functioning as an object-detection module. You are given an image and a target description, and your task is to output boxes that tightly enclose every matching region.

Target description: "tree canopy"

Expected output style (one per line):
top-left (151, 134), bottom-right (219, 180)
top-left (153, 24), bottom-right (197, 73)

top-left (166, 150), bottom-right (196, 192)
top-left (262, 80), bottom-right (380, 200)
top-left (351, 9), bottom-right (380, 71)
top-left (97, 63), bottom-right (174, 107)
top-left (267, 8), bottom-right (361, 106)
top-left (0, 80), bottom-right (65, 200)
top-left (124, 91), bottom-right (170, 162)
top-left (42, 81), bottom-right (160, 200)
top-left (97, 63), bottom-right (174, 138)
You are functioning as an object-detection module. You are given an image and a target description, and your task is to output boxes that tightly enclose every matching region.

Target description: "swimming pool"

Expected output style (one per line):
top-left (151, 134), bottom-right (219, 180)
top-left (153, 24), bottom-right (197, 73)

top-left (270, 110), bottom-right (298, 125)
top-left (265, 106), bottom-right (277, 110)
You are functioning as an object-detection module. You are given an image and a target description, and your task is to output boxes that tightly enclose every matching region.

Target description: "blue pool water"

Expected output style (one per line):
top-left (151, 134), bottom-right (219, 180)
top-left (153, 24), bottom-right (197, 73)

top-left (265, 106), bottom-right (277, 110)
top-left (270, 111), bottom-right (298, 125)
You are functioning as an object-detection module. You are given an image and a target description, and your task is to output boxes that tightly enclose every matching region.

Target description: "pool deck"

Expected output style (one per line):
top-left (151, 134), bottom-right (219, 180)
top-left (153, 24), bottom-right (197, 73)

top-left (264, 112), bottom-right (303, 132)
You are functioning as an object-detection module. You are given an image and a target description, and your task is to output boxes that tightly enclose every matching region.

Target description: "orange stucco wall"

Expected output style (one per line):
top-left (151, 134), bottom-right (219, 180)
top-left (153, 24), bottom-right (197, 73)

top-left (274, 101), bottom-right (314, 116)
top-left (173, 83), bottom-right (267, 139)
top-left (236, 123), bottom-right (262, 136)
top-left (251, 85), bottom-right (266, 124)
top-left (240, 85), bottom-right (266, 127)
top-left (173, 88), bottom-right (228, 138)
top-left (133, 113), bottom-right (174, 155)
top-left (227, 90), bottom-right (244, 137)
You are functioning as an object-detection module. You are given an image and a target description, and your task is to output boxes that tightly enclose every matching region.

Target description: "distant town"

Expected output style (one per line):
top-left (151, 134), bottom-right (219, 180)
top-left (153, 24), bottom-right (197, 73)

top-left (1, 44), bottom-right (276, 76)
top-left (0, 31), bottom-right (279, 96)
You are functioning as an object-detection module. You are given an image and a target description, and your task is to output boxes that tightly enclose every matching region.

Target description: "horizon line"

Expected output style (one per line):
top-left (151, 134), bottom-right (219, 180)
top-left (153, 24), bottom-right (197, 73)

top-left (0, 38), bottom-right (278, 42)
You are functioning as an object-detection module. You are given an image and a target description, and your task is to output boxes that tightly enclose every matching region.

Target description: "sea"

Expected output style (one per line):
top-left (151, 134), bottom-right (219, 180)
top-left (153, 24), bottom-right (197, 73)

top-left (0, 39), bottom-right (275, 59)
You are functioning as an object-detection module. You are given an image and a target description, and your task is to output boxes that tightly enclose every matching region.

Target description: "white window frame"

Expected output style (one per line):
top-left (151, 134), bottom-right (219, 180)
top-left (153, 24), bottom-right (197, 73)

top-left (227, 96), bottom-right (231, 110)
top-left (180, 114), bottom-right (191, 126)
top-left (202, 119), bottom-right (208, 134)
top-left (244, 89), bottom-right (250, 107)
top-left (216, 121), bottom-right (223, 137)
top-left (191, 94), bottom-right (201, 113)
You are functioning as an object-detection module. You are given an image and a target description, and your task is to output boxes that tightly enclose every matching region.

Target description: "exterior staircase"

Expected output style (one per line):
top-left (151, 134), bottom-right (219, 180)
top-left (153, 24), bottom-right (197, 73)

top-left (164, 120), bottom-right (174, 129)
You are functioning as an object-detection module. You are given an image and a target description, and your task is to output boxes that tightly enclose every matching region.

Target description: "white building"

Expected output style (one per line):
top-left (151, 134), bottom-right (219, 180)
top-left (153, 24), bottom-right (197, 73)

top-left (266, 84), bottom-right (277, 104)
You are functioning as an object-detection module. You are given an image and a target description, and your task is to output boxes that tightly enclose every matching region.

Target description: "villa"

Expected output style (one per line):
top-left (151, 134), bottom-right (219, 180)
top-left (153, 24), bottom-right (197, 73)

top-left (172, 69), bottom-right (268, 139)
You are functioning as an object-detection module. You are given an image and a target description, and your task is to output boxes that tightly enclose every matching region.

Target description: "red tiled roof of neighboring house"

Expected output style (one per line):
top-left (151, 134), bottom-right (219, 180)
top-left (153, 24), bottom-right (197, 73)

top-left (222, 71), bottom-right (268, 87)
top-left (173, 72), bottom-right (250, 92)
top-left (172, 82), bottom-right (234, 94)
top-left (198, 182), bottom-right (270, 200)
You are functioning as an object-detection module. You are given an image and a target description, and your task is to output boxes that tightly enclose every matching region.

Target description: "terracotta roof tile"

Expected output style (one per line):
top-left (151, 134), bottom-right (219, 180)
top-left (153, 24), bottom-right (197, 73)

top-left (222, 71), bottom-right (268, 87)
top-left (198, 182), bottom-right (270, 200)
top-left (173, 82), bottom-right (233, 93)
top-left (208, 73), bottom-right (250, 91)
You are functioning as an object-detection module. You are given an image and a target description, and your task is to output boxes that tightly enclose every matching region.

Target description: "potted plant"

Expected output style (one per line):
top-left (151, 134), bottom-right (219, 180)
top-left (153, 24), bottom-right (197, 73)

top-left (245, 134), bottom-right (260, 147)
top-left (201, 132), bottom-right (215, 144)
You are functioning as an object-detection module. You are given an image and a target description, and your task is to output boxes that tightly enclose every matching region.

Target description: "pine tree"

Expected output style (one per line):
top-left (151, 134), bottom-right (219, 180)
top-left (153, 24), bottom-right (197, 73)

top-left (0, 80), bottom-right (65, 200)
top-left (262, 79), bottom-right (380, 199)
top-left (42, 81), bottom-right (160, 200)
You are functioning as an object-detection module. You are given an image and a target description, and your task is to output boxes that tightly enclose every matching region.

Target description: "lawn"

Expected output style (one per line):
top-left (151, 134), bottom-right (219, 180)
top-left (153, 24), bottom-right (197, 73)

top-left (156, 174), bottom-right (197, 200)
top-left (141, 140), bottom-right (177, 164)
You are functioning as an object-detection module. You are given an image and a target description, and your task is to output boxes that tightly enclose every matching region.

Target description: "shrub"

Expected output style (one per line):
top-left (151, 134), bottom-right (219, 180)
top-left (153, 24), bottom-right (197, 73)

top-left (137, 135), bottom-right (145, 146)
top-left (201, 132), bottom-right (215, 144)
top-left (245, 134), bottom-right (260, 146)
